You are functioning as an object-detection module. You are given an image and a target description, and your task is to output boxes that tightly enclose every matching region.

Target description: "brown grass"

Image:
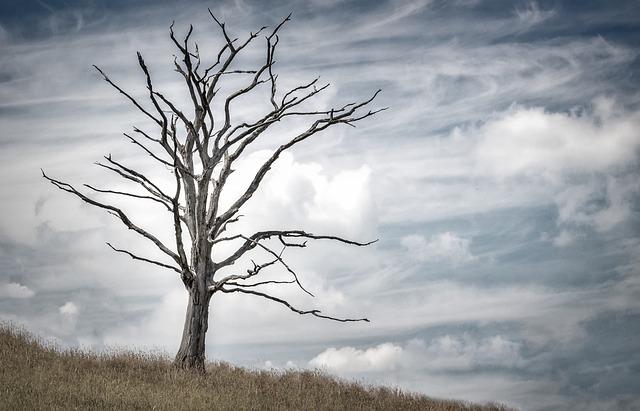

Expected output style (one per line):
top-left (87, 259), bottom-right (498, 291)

top-left (0, 324), bottom-right (514, 410)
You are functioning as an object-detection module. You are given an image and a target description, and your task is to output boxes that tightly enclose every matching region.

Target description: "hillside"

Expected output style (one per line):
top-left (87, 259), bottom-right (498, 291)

top-left (0, 325), bottom-right (513, 410)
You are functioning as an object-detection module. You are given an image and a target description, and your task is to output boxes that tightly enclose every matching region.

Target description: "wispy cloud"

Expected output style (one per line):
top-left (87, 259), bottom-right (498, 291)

top-left (514, 2), bottom-right (556, 28)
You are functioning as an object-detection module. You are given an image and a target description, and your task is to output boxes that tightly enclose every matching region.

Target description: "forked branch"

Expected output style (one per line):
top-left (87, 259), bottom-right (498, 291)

top-left (214, 230), bottom-right (377, 269)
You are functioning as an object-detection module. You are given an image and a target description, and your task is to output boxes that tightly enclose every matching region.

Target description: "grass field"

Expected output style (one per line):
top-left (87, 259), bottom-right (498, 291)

top-left (0, 325), bottom-right (514, 410)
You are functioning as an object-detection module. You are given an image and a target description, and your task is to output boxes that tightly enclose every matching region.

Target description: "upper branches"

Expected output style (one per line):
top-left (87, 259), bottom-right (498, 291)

top-left (210, 89), bottom-right (386, 234)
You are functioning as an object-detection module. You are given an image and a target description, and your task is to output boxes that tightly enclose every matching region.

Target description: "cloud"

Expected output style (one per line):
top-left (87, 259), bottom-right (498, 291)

top-left (415, 335), bottom-right (523, 370)
top-left (309, 335), bottom-right (523, 373)
top-left (59, 301), bottom-right (78, 318)
top-left (552, 229), bottom-right (576, 247)
top-left (472, 98), bottom-right (640, 181)
top-left (59, 301), bottom-right (79, 332)
top-left (309, 342), bottom-right (403, 372)
top-left (0, 282), bottom-right (35, 299)
top-left (261, 359), bottom-right (299, 370)
top-left (227, 151), bottom-right (376, 239)
top-left (374, 97), bottom-right (640, 233)
top-left (514, 2), bottom-right (556, 28)
top-left (401, 232), bottom-right (475, 264)
top-left (554, 175), bottom-right (639, 233)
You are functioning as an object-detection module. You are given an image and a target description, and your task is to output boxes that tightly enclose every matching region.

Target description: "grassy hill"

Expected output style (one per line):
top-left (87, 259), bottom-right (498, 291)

top-left (1, 325), bottom-right (513, 410)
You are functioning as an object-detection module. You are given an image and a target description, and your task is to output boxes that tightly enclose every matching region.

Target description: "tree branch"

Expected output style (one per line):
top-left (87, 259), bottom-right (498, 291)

top-left (214, 230), bottom-right (376, 270)
top-left (225, 279), bottom-right (295, 288)
top-left (217, 287), bottom-right (369, 323)
top-left (42, 170), bottom-right (182, 266)
top-left (107, 242), bottom-right (182, 273)
top-left (83, 183), bottom-right (173, 212)
top-left (212, 90), bottom-right (383, 232)
top-left (97, 155), bottom-right (173, 203)
top-left (93, 65), bottom-right (162, 127)
top-left (212, 257), bottom-right (278, 289)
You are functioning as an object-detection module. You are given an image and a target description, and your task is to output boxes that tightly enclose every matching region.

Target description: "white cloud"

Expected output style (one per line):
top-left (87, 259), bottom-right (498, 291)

top-left (59, 301), bottom-right (79, 332)
top-left (0, 282), bottom-right (35, 299)
top-left (59, 301), bottom-right (78, 318)
top-left (226, 151), bottom-right (376, 240)
top-left (473, 98), bottom-right (640, 181)
top-left (555, 175), bottom-right (639, 232)
top-left (379, 97), bottom-right (640, 233)
top-left (309, 342), bottom-right (403, 372)
top-left (309, 335), bottom-right (523, 373)
top-left (369, 95), bottom-right (640, 225)
top-left (401, 232), bottom-right (475, 264)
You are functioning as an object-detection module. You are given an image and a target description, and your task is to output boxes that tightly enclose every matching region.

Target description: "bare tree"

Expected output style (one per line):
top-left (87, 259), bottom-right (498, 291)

top-left (42, 12), bottom-right (384, 372)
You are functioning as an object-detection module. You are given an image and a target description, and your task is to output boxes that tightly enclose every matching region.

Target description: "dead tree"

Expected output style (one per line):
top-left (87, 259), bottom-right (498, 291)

top-left (42, 12), bottom-right (384, 372)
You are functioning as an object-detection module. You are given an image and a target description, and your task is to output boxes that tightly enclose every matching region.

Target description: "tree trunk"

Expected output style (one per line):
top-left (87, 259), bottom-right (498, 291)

top-left (174, 285), bottom-right (211, 372)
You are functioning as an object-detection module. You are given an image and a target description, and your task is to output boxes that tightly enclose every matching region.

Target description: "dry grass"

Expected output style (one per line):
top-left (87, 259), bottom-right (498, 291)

top-left (1, 324), bottom-right (514, 410)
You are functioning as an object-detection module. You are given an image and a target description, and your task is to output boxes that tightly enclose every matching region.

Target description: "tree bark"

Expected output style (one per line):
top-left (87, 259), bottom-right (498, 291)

top-left (174, 284), bottom-right (211, 372)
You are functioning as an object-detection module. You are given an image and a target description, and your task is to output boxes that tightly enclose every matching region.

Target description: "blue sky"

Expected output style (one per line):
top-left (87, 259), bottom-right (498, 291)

top-left (1, 1), bottom-right (639, 410)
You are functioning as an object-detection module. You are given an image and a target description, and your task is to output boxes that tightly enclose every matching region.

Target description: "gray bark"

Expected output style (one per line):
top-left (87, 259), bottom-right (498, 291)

top-left (174, 283), bottom-right (211, 371)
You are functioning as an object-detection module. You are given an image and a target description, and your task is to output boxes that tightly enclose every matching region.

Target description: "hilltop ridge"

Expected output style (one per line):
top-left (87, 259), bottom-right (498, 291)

top-left (0, 325), bottom-right (513, 410)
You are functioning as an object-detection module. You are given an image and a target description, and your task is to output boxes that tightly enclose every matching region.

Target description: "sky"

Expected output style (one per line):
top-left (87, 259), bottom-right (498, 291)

top-left (1, 0), bottom-right (639, 410)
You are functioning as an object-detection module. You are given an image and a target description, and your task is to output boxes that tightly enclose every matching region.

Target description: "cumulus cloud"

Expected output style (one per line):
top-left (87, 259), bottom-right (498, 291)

top-left (473, 98), bottom-right (640, 181)
top-left (309, 335), bottom-right (523, 373)
top-left (401, 232), bottom-right (475, 264)
top-left (227, 151), bottom-right (376, 239)
top-left (0, 282), bottom-right (35, 299)
top-left (309, 342), bottom-right (403, 372)
top-left (59, 301), bottom-right (78, 317)
top-left (417, 97), bottom-right (640, 235)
